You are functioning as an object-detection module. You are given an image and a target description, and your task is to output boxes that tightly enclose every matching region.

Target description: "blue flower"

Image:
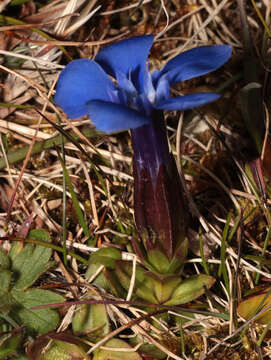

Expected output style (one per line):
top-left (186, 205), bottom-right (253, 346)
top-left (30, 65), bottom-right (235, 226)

top-left (54, 35), bottom-right (231, 134)
top-left (55, 35), bottom-right (231, 272)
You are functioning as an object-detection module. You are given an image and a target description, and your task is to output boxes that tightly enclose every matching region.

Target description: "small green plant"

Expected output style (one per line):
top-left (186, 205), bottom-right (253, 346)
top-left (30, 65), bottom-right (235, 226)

top-left (0, 229), bottom-right (64, 357)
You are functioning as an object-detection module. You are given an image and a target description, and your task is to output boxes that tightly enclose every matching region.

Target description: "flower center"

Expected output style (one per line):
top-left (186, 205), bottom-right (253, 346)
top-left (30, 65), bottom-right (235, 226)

top-left (116, 70), bottom-right (156, 116)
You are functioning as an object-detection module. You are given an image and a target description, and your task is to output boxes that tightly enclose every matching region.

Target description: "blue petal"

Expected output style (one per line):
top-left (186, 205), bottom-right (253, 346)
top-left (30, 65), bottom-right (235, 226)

top-left (95, 35), bottom-right (154, 91)
top-left (155, 74), bottom-right (170, 103)
top-left (116, 70), bottom-right (137, 105)
top-left (155, 93), bottom-right (220, 111)
top-left (86, 100), bottom-right (150, 133)
top-left (54, 59), bottom-right (115, 119)
top-left (143, 70), bottom-right (156, 104)
top-left (159, 45), bottom-right (232, 85)
top-left (151, 69), bottom-right (161, 85)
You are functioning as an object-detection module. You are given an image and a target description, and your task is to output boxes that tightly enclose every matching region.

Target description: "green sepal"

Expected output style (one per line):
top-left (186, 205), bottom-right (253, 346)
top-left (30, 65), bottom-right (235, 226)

top-left (164, 274), bottom-right (215, 305)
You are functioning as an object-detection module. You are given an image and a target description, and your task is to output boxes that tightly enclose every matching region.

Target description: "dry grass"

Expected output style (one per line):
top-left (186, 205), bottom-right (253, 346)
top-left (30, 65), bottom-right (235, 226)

top-left (1, 0), bottom-right (271, 359)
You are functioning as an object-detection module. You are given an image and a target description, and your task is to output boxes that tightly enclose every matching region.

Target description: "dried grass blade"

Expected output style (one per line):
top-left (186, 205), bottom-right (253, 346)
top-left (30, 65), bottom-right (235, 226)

top-left (218, 212), bottom-right (231, 295)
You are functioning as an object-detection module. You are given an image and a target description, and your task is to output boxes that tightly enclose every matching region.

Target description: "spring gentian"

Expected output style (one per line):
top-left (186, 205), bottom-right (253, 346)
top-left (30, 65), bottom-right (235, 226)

top-left (55, 35), bottom-right (231, 274)
top-left (55, 35), bottom-right (231, 132)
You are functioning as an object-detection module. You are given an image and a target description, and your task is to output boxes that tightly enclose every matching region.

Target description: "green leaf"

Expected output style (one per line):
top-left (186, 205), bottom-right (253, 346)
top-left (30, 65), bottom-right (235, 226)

top-left (28, 229), bottom-right (51, 242)
top-left (87, 248), bottom-right (125, 297)
top-left (0, 269), bottom-right (11, 296)
top-left (153, 276), bottom-right (182, 304)
top-left (115, 261), bottom-right (157, 303)
top-left (0, 269), bottom-right (12, 312)
top-left (86, 263), bottom-right (126, 298)
top-left (10, 0), bottom-right (32, 5)
top-left (72, 292), bottom-right (110, 339)
top-left (86, 263), bottom-right (110, 289)
top-left (0, 248), bottom-right (11, 269)
top-left (11, 289), bottom-right (64, 334)
top-left (164, 274), bottom-right (215, 306)
top-left (115, 261), bottom-right (183, 304)
top-left (86, 248), bottom-right (124, 296)
top-left (130, 336), bottom-right (166, 360)
top-left (238, 290), bottom-right (271, 324)
top-left (0, 333), bottom-right (22, 358)
top-left (12, 354), bottom-right (28, 360)
top-left (32, 339), bottom-right (90, 360)
top-left (89, 248), bottom-right (122, 269)
top-left (9, 229), bottom-right (50, 259)
top-left (103, 268), bottom-right (128, 298)
top-left (147, 250), bottom-right (171, 274)
top-left (0, 269), bottom-right (12, 313)
top-left (93, 339), bottom-right (142, 360)
top-left (168, 238), bottom-right (188, 274)
top-left (10, 243), bottom-right (53, 291)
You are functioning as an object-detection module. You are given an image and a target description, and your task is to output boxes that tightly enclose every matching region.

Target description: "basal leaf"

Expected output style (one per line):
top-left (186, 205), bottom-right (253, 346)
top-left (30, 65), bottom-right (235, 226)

top-left (11, 243), bottom-right (54, 291)
top-left (28, 338), bottom-right (90, 360)
top-left (115, 261), bottom-right (157, 303)
top-left (238, 290), bottom-right (271, 324)
top-left (0, 248), bottom-right (11, 269)
top-left (147, 250), bottom-right (171, 274)
top-left (89, 247), bottom-right (122, 269)
top-left (72, 297), bottom-right (110, 339)
top-left (0, 333), bottom-right (22, 358)
top-left (153, 276), bottom-right (181, 304)
top-left (164, 274), bottom-right (215, 306)
top-left (28, 229), bottom-right (51, 242)
top-left (93, 339), bottom-right (142, 360)
top-left (11, 289), bottom-right (64, 334)
top-left (0, 269), bottom-right (11, 296)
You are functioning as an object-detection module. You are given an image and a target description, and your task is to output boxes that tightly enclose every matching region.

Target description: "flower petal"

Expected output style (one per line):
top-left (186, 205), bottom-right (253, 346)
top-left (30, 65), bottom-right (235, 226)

top-left (159, 45), bottom-right (232, 85)
top-left (155, 74), bottom-right (170, 103)
top-left (155, 93), bottom-right (220, 111)
top-left (143, 70), bottom-right (156, 104)
top-left (151, 69), bottom-right (161, 84)
top-left (95, 35), bottom-right (154, 90)
top-left (115, 70), bottom-right (137, 105)
top-left (86, 100), bottom-right (150, 133)
top-left (54, 59), bottom-right (115, 119)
